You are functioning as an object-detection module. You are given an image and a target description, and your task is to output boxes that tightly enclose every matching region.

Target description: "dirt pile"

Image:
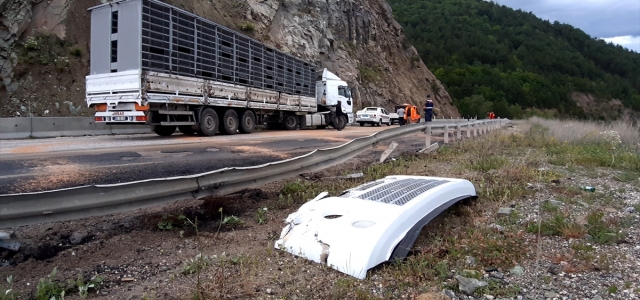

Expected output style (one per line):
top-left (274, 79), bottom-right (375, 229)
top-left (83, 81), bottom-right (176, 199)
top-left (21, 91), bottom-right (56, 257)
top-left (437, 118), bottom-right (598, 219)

top-left (0, 0), bottom-right (459, 118)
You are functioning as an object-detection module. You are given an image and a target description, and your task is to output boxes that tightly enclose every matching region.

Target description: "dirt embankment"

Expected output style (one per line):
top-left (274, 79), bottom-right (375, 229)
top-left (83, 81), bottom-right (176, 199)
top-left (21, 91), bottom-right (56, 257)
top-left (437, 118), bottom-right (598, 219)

top-left (0, 0), bottom-right (459, 119)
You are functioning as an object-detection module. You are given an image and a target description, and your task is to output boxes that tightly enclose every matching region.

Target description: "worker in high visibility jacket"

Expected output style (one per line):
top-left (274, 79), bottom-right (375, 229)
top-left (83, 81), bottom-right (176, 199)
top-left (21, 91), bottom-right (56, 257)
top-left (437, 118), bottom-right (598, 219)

top-left (404, 105), bottom-right (413, 125)
top-left (424, 95), bottom-right (434, 122)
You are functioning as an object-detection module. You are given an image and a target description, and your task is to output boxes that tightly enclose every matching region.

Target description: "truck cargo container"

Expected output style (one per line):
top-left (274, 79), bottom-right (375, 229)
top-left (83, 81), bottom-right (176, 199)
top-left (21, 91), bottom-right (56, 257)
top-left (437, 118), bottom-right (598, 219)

top-left (85, 0), bottom-right (353, 136)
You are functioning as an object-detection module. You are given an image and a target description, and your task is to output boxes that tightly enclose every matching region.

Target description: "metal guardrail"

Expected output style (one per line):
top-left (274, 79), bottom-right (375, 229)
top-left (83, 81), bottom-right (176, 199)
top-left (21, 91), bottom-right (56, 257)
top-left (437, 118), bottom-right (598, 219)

top-left (0, 119), bottom-right (509, 228)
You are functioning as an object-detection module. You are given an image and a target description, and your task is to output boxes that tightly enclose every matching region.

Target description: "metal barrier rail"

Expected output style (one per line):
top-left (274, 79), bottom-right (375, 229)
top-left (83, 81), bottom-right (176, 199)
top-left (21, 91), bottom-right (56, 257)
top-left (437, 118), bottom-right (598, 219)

top-left (0, 119), bottom-right (509, 228)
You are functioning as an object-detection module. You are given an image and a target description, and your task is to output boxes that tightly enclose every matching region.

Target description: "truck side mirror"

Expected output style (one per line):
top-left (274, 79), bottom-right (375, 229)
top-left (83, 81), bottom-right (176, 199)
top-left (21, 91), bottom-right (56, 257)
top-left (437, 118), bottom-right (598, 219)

top-left (347, 100), bottom-right (352, 105)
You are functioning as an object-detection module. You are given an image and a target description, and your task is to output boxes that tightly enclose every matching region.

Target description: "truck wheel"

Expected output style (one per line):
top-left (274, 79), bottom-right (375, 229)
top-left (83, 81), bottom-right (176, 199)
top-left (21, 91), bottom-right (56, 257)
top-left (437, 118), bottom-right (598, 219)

top-left (178, 125), bottom-right (197, 135)
top-left (152, 125), bottom-right (176, 136)
top-left (377, 119), bottom-right (382, 126)
top-left (239, 110), bottom-right (256, 134)
top-left (387, 120), bottom-right (391, 126)
top-left (220, 109), bottom-right (239, 135)
top-left (283, 114), bottom-right (298, 130)
top-left (359, 122), bottom-right (364, 127)
top-left (332, 115), bottom-right (347, 131)
top-left (198, 108), bottom-right (219, 136)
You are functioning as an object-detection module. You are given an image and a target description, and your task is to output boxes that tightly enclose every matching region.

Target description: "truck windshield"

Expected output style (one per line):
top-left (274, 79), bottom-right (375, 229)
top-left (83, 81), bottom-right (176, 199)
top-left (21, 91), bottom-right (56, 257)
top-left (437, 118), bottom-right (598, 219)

top-left (338, 86), bottom-right (351, 98)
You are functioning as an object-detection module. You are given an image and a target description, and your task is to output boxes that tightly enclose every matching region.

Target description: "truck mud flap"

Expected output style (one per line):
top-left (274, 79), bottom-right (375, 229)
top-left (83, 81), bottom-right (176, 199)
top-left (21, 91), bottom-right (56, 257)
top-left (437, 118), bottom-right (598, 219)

top-left (274, 175), bottom-right (477, 279)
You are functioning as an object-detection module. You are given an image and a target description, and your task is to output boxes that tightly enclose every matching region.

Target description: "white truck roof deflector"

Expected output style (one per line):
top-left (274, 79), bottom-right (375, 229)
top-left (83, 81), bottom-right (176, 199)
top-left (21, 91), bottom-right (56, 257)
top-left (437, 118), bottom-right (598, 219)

top-left (274, 175), bottom-right (477, 279)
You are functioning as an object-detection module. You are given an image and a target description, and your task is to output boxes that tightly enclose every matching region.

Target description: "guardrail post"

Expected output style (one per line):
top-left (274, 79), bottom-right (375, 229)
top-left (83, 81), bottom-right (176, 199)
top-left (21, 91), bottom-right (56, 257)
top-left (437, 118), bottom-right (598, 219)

top-left (466, 124), bottom-right (471, 138)
top-left (456, 124), bottom-right (461, 140)
top-left (425, 125), bottom-right (431, 149)
top-left (444, 125), bottom-right (449, 144)
top-left (473, 123), bottom-right (477, 137)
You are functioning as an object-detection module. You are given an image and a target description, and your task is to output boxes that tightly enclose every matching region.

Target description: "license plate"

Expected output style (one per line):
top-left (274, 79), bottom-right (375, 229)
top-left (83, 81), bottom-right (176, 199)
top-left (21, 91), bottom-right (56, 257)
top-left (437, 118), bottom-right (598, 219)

top-left (113, 117), bottom-right (128, 121)
top-left (361, 114), bottom-right (369, 118)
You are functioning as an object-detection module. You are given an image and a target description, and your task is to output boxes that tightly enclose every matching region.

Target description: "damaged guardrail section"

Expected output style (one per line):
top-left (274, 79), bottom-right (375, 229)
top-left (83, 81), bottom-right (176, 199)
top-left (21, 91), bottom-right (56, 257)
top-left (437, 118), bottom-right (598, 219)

top-left (0, 119), bottom-right (508, 229)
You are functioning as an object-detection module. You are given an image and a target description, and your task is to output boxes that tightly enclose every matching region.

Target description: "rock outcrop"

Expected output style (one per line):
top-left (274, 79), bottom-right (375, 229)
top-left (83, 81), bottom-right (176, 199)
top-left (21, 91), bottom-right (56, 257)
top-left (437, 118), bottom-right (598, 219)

top-left (0, 0), bottom-right (459, 118)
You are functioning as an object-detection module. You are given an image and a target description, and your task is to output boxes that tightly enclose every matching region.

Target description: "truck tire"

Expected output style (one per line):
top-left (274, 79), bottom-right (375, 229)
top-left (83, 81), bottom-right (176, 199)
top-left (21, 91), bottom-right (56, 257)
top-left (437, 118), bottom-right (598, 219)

top-left (332, 115), bottom-right (347, 131)
top-left (198, 108), bottom-right (219, 136)
top-left (377, 119), bottom-right (382, 126)
top-left (152, 125), bottom-right (176, 136)
top-left (178, 125), bottom-right (197, 135)
top-left (220, 109), bottom-right (239, 135)
top-left (239, 110), bottom-right (256, 134)
top-left (359, 122), bottom-right (364, 127)
top-left (283, 114), bottom-right (298, 130)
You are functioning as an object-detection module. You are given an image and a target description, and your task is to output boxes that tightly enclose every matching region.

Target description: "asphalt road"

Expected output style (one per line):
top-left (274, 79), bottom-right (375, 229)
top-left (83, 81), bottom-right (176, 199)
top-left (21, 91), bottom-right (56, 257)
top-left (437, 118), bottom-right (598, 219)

top-left (0, 125), bottom-right (413, 194)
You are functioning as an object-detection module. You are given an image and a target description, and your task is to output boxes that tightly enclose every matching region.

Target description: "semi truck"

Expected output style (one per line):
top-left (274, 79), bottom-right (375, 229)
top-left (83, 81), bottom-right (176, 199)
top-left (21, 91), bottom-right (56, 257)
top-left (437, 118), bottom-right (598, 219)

top-left (85, 0), bottom-right (353, 136)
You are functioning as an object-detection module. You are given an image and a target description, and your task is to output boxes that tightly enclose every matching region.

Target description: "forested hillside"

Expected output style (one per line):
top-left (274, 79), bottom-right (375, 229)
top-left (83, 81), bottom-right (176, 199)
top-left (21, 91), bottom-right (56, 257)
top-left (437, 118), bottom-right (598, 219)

top-left (388, 0), bottom-right (640, 119)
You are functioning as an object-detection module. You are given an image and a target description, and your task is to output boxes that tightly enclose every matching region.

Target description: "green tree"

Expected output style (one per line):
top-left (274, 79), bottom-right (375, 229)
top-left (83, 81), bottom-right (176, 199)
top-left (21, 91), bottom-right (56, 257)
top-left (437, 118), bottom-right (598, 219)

top-left (388, 0), bottom-right (640, 119)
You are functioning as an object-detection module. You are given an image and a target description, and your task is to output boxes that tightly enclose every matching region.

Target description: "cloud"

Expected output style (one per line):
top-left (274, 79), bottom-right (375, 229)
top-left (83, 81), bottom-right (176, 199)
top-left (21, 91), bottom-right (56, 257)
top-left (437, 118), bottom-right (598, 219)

top-left (491, 0), bottom-right (640, 38)
top-left (601, 36), bottom-right (640, 53)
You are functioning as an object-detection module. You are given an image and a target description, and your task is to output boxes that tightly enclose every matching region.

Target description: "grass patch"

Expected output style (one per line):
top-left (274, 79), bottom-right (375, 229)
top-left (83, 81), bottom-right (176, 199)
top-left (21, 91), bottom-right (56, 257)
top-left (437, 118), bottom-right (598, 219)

top-left (1, 276), bottom-right (17, 300)
top-left (476, 281), bottom-right (521, 298)
top-left (585, 211), bottom-right (623, 244)
top-left (524, 118), bottom-right (640, 171)
top-left (19, 34), bottom-right (72, 70)
top-left (614, 171), bottom-right (639, 182)
top-left (33, 268), bottom-right (102, 300)
top-left (526, 212), bottom-right (585, 239)
top-left (238, 21), bottom-right (255, 31)
top-left (358, 65), bottom-right (383, 82)
top-left (468, 155), bottom-right (507, 172)
top-left (68, 46), bottom-right (83, 57)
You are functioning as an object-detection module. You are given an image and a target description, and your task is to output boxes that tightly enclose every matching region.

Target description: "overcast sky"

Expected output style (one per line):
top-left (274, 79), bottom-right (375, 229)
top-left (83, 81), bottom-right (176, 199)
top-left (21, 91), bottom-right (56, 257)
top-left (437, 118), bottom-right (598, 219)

top-left (490, 0), bottom-right (640, 53)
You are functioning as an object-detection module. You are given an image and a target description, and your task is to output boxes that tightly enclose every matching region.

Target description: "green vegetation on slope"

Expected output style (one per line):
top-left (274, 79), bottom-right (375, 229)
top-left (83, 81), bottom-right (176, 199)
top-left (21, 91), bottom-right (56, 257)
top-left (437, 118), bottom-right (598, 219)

top-left (388, 0), bottom-right (640, 119)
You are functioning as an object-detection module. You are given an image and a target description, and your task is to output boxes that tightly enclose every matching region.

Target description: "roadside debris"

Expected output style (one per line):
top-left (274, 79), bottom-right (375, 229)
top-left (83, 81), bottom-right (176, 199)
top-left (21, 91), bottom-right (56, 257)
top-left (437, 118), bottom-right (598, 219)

top-left (274, 175), bottom-right (477, 279)
top-left (581, 186), bottom-right (596, 192)
top-left (455, 275), bottom-right (487, 295)
top-left (0, 231), bottom-right (20, 251)
top-left (379, 141), bottom-right (398, 163)
top-left (418, 142), bottom-right (439, 154)
top-left (341, 172), bottom-right (364, 179)
top-left (497, 207), bottom-right (514, 218)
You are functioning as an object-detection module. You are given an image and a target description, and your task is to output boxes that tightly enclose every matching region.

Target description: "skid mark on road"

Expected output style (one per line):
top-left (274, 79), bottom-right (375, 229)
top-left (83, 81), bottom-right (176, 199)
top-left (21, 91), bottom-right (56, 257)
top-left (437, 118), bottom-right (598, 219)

top-left (8, 143), bottom-right (56, 154)
top-left (10, 159), bottom-right (95, 192)
top-left (231, 146), bottom-right (291, 159)
top-left (121, 151), bottom-right (193, 161)
top-left (318, 137), bottom-right (354, 143)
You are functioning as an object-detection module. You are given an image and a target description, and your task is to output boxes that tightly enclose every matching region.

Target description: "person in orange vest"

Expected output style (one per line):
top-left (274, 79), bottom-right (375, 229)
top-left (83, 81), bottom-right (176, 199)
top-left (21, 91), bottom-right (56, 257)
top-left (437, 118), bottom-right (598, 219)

top-left (404, 105), bottom-right (413, 125)
top-left (490, 112), bottom-right (496, 119)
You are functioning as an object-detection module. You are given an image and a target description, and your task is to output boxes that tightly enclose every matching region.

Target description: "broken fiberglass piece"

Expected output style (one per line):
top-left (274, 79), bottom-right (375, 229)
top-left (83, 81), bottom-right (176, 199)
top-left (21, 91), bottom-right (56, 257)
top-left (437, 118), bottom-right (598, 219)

top-left (274, 175), bottom-right (477, 279)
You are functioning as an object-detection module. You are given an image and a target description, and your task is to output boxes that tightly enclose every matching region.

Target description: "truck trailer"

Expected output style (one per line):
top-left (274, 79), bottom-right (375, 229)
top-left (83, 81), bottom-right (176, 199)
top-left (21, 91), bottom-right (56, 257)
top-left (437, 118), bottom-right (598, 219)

top-left (85, 0), bottom-right (353, 136)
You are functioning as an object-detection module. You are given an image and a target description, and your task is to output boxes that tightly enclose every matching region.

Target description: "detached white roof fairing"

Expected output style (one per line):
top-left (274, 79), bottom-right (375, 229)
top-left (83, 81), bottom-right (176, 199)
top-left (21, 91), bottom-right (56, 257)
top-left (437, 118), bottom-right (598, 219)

top-left (321, 68), bottom-right (343, 82)
top-left (274, 175), bottom-right (477, 279)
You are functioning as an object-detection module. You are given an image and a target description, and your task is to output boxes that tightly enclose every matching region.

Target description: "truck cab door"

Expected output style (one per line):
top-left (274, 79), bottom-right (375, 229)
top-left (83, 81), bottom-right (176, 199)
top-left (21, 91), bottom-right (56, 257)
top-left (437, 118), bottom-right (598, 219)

top-left (338, 86), bottom-right (354, 123)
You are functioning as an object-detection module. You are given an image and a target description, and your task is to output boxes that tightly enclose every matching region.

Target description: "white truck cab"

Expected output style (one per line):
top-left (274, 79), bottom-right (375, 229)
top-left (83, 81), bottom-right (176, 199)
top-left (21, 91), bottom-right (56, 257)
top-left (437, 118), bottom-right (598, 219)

top-left (316, 69), bottom-right (355, 124)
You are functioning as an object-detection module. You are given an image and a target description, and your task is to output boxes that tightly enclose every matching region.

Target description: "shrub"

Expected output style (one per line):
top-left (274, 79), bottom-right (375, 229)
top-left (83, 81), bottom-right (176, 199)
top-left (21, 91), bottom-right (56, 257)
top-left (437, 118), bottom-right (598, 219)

top-left (239, 22), bottom-right (255, 31)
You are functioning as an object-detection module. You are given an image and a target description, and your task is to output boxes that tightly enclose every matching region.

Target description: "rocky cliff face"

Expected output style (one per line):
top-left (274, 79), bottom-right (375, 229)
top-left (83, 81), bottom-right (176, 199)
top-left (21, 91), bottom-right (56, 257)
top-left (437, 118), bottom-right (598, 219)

top-left (0, 0), bottom-right (459, 118)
